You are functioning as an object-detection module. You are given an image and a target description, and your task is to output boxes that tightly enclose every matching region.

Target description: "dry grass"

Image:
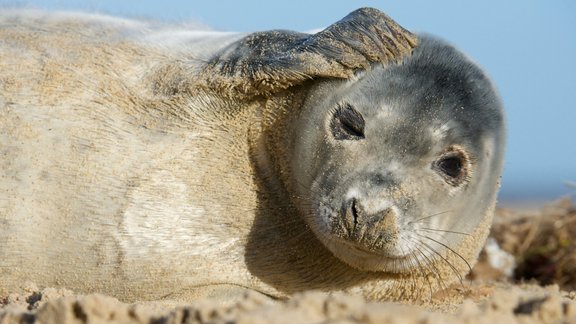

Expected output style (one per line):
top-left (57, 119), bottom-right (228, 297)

top-left (484, 197), bottom-right (576, 291)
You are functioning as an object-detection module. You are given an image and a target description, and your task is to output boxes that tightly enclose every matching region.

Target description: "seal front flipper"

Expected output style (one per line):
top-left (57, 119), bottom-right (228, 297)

top-left (198, 7), bottom-right (418, 97)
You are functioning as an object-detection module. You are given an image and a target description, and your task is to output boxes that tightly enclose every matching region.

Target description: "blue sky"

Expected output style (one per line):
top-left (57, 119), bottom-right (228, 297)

top-left (3, 0), bottom-right (575, 202)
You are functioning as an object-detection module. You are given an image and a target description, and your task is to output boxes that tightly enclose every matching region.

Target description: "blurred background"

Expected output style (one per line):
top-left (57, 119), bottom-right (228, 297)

top-left (3, 0), bottom-right (575, 204)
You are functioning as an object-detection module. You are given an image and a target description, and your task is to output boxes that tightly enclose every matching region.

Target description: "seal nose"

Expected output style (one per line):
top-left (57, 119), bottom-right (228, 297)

top-left (342, 198), bottom-right (400, 248)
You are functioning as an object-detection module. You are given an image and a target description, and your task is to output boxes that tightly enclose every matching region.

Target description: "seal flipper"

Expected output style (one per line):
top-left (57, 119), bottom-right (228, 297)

top-left (198, 7), bottom-right (418, 97)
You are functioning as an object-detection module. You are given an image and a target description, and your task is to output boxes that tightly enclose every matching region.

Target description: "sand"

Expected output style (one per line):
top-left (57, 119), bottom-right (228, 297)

top-left (2, 198), bottom-right (575, 323)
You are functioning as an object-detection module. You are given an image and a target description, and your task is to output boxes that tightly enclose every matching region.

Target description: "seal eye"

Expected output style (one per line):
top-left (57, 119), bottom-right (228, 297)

top-left (433, 148), bottom-right (469, 186)
top-left (330, 103), bottom-right (365, 140)
top-left (438, 156), bottom-right (462, 178)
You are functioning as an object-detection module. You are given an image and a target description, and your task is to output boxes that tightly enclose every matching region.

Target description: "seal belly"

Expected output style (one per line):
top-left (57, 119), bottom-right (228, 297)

top-left (0, 96), bottom-right (244, 298)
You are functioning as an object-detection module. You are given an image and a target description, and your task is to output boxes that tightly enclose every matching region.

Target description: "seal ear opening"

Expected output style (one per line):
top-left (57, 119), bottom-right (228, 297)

top-left (198, 7), bottom-right (418, 97)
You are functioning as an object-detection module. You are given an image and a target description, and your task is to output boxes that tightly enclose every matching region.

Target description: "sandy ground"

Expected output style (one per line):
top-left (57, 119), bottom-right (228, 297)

top-left (1, 198), bottom-right (575, 323)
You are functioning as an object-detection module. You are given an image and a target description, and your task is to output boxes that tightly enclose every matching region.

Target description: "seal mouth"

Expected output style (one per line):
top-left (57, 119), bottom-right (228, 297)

top-left (322, 234), bottom-right (421, 273)
top-left (333, 198), bottom-right (405, 254)
top-left (330, 235), bottom-right (414, 260)
top-left (313, 200), bottom-right (421, 272)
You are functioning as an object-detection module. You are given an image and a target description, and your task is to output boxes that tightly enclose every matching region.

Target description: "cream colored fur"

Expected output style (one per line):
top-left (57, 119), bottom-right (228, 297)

top-left (0, 9), bottom-right (496, 303)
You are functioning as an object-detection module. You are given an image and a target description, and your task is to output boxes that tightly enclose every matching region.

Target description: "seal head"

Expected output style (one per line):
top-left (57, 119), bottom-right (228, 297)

top-left (289, 35), bottom-right (505, 273)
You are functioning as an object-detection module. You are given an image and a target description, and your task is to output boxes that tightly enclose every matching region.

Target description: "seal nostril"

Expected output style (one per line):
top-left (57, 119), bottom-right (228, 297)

top-left (351, 198), bottom-right (359, 226)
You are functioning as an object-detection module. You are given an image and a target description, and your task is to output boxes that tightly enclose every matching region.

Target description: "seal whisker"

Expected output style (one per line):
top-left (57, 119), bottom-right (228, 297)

top-left (411, 240), bottom-right (449, 293)
top-left (417, 239), bottom-right (465, 288)
top-left (416, 233), bottom-right (473, 277)
top-left (394, 242), bottom-right (412, 298)
top-left (397, 238), bottom-right (430, 300)
top-left (411, 246), bottom-right (436, 301)
top-left (400, 241), bottom-right (424, 301)
top-left (415, 228), bottom-right (471, 236)
top-left (408, 210), bottom-right (455, 225)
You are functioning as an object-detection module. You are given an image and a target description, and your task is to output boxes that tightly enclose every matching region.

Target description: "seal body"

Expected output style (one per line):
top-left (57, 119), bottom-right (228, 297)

top-left (0, 8), bottom-right (505, 302)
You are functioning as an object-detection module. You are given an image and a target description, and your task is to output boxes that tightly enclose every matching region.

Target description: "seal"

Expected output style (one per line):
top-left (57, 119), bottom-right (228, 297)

top-left (0, 8), bottom-right (505, 303)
